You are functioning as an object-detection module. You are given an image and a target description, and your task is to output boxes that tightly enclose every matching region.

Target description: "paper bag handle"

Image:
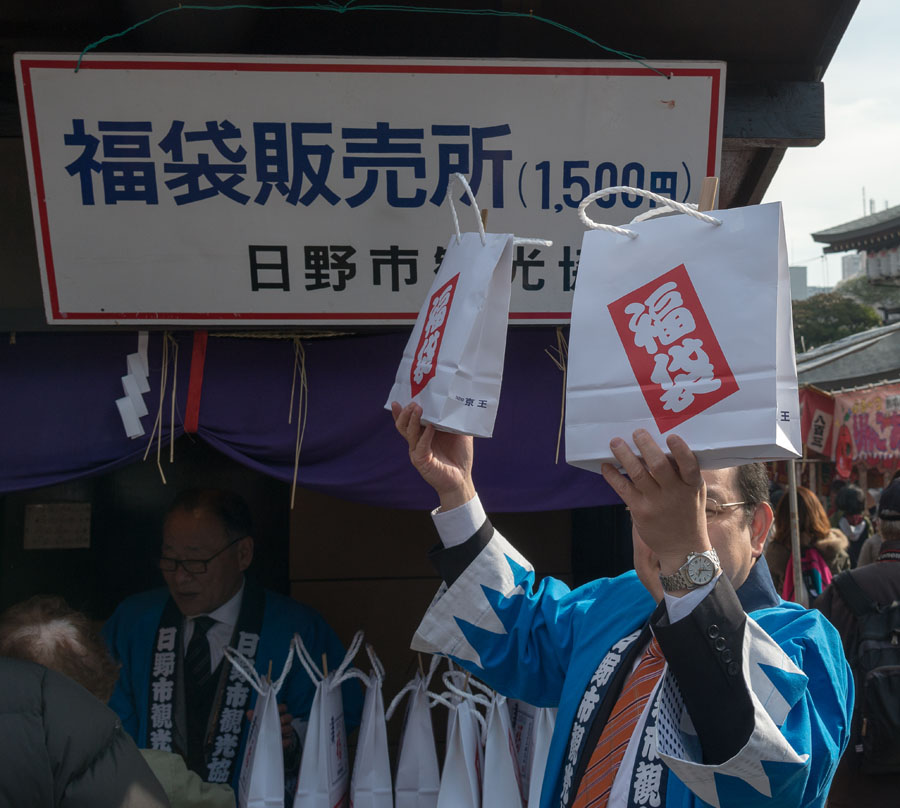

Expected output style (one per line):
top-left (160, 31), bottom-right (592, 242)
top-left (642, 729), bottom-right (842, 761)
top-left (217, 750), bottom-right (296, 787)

top-left (384, 653), bottom-right (443, 721)
top-left (577, 185), bottom-right (722, 237)
top-left (447, 172), bottom-right (487, 246)
top-left (223, 643), bottom-right (294, 696)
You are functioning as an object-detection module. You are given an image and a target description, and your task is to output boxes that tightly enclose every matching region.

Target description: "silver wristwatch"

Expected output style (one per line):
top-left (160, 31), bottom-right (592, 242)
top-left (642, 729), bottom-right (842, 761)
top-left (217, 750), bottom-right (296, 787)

top-left (659, 549), bottom-right (721, 592)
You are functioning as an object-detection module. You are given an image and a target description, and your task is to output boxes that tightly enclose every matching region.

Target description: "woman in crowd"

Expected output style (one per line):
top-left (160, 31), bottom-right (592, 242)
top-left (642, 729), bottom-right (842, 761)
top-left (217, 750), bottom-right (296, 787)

top-left (765, 485), bottom-right (852, 598)
top-left (831, 484), bottom-right (875, 567)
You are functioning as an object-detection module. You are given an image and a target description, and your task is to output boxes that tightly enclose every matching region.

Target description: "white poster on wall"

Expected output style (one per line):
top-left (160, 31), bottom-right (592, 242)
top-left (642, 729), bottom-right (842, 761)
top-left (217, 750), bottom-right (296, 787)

top-left (15, 54), bottom-right (724, 325)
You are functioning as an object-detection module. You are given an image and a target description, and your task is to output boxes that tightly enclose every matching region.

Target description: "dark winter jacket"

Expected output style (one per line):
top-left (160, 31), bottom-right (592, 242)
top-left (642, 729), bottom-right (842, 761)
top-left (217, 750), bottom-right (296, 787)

top-left (815, 543), bottom-right (900, 806)
top-left (0, 657), bottom-right (170, 808)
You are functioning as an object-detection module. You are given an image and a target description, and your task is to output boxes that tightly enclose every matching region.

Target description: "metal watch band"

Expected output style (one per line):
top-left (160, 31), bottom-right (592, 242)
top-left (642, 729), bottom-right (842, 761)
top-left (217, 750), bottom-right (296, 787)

top-left (660, 566), bottom-right (695, 593)
top-left (659, 549), bottom-right (720, 593)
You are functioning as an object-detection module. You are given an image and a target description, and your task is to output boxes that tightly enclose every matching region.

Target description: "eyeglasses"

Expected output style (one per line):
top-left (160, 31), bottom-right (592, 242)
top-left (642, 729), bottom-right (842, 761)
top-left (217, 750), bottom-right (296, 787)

top-left (704, 498), bottom-right (747, 519)
top-left (158, 537), bottom-right (244, 575)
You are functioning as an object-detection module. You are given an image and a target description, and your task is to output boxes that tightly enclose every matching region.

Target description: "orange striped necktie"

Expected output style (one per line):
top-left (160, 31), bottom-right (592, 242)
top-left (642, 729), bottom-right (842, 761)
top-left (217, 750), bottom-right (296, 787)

top-left (571, 636), bottom-right (666, 808)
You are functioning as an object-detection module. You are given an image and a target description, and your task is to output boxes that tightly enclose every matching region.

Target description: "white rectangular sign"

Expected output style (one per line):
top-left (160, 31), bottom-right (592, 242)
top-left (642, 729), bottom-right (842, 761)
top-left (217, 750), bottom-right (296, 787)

top-left (15, 54), bottom-right (724, 325)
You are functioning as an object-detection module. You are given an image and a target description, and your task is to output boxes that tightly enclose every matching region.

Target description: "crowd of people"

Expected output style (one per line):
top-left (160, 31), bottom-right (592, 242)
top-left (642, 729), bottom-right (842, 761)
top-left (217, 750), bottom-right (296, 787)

top-left (0, 432), bottom-right (898, 806)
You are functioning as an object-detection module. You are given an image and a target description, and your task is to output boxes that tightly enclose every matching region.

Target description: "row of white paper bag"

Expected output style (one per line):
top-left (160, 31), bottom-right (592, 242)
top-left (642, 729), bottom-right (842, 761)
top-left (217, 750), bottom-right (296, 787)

top-left (387, 175), bottom-right (802, 469)
top-left (230, 631), bottom-right (555, 808)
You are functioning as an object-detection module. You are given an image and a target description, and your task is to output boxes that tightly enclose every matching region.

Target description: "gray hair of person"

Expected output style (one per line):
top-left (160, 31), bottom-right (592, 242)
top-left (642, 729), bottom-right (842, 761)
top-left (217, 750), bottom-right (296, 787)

top-left (0, 595), bottom-right (120, 703)
top-left (882, 519), bottom-right (900, 542)
top-left (736, 462), bottom-right (771, 522)
top-left (166, 487), bottom-right (254, 542)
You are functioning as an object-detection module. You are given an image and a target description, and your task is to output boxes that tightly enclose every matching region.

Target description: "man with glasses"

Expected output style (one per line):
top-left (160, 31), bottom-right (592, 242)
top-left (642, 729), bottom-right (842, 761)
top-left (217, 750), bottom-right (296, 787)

top-left (392, 402), bottom-right (852, 808)
top-left (103, 488), bottom-right (361, 796)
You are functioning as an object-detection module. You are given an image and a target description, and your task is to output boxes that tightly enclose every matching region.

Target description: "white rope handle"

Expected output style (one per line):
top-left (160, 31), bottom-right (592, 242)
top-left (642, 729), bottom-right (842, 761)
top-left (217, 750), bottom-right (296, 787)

top-left (442, 670), bottom-right (492, 709)
top-left (428, 692), bottom-right (456, 711)
top-left (292, 632), bottom-right (323, 684)
top-left (458, 697), bottom-right (488, 739)
top-left (385, 680), bottom-right (418, 721)
top-left (271, 645), bottom-right (294, 694)
top-left (224, 644), bottom-right (295, 697)
top-left (385, 653), bottom-right (444, 721)
top-left (365, 643), bottom-right (386, 683)
top-left (512, 237), bottom-right (554, 247)
top-left (424, 653), bottom-right (441, 688)
top-left (577, 186), bottom-right (722, 236)
top-left (223, 646), bottom-right (266, 694)
top-left (332, 630), bottom-right (365, 687)
top-left (448, 173), bottom-right (486, 246)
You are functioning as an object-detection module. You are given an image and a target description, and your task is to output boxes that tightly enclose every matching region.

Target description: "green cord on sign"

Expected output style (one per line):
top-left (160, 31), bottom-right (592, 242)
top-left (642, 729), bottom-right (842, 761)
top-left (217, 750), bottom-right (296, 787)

top-left (74, 2), bottom-right (670, 78)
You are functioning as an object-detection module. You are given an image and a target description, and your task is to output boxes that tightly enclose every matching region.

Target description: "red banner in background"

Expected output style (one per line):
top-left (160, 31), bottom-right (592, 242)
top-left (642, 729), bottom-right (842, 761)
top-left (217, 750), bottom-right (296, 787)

top-left (799, 387), bottom-right (835, 458)
top-left (831, 383), bottom-right (900, 474)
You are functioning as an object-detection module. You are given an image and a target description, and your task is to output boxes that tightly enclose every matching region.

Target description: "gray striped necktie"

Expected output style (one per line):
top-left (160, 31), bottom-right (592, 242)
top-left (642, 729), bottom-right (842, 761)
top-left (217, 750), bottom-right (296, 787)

top-left (184, 615), bottom-right (216, 687)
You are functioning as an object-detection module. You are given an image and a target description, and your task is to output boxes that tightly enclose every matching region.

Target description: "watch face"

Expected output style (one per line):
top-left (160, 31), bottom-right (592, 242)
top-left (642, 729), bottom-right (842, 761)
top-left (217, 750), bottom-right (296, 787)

top-left (687, 555), bottom-right (715, 585)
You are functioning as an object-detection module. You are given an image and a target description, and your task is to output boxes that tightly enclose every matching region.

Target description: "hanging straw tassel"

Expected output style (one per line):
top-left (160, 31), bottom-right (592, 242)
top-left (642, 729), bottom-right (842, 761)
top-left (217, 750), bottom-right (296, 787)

top-left (143, 331), bottom-right (170, 483)
top-left (544, 327), bottom-right (569, 463)
top-left (288, 338), bottom-right (309, 509)
top-left (168, 334), bottom-right (179, 464)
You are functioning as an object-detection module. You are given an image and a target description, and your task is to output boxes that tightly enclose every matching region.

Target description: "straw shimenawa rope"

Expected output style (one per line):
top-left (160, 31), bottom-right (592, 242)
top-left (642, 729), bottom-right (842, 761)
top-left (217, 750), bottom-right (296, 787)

top-left (288, 338), bottom-right (309, 509)
top-left (544, 327), bottom-right (568, 464)
top-left (142, 332), bottom-right (179, 483)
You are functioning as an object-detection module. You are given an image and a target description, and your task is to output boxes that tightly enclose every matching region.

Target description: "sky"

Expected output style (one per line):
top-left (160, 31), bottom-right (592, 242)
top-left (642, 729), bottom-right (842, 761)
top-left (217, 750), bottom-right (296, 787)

top-left (761, 0), bottom-right (900, 288)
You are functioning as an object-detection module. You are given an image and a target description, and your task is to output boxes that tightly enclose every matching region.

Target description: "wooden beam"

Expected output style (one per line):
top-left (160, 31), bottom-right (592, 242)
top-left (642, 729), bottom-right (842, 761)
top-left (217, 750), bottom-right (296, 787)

top-left (723, 80), bottom-right (825, 147)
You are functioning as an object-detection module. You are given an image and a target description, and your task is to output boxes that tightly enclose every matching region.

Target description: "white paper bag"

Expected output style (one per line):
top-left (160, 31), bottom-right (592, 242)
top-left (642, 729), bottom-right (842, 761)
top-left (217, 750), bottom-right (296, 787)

top-left (224, 645), bottom-right (292, 808)
top-left (388, 657), bottom-right (441, 808)
top-left (438, 699), bottom-right (484, 808)
top-left (526, 708), bottom-right (556, 807)
top-left (566, 191), bottom-right (801, 470)
top-left (481, 694), bottom-right (523, 807)
top-left (349, 646), bottom-right (392, 808)
top-left (436, 670), bottom-right (488, 808)
top-left (292, 632), bottom-right (364, 808)
top-left (386, 174), bottom-right (514, 438)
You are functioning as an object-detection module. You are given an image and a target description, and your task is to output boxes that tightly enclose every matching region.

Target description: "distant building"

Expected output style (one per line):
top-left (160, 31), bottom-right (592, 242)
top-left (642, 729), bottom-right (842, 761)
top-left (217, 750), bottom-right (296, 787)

top-left (790, 265), bottom-right (809, 300)
top-left (841, 252), bottom-right (866, 280)
top-left (812, 204), bottom-right (900, 286)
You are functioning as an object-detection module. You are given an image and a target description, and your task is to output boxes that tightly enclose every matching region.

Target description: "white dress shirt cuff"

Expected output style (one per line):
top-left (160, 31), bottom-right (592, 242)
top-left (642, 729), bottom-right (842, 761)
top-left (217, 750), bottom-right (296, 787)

top-left (432, 495), bottom-right (487, 548)
top-left (663, 571), bottom-right (722, 623)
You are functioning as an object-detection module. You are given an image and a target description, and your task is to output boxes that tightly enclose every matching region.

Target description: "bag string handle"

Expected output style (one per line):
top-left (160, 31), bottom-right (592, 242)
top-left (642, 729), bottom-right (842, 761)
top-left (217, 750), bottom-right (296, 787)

top-left (292, 632), bottom-right (324, 683)
top-left (429, 688), bottom-right (488, 739)
top-left (428, 692), bottom-right (456, 711)
top-left (424, 652), bottom-right (441, 688)
top-left (448, 173), bottom-right (486, 246)
top-left (447, 171), bottom-right (553, 249)
top-left (385, 652), bottom-right (444, 721)
top-left (292, 629), bottom-right (366, 689)
top-left (365, 643), bottom-right (386, 683)
top-left (332, 630), bottom-right (365, 687)
top-left (353, 642), bottom-right (386, 691)
top-left (442, 670), bottom-right (492, 709)
top-left (385, 680), bottom-right (418, 721)
top-left (223, 643), bottom-right (294, 696)
top-left (577, 185), bottom-right (722, 237)
top-left (454, 694), bottom-right (489, 739)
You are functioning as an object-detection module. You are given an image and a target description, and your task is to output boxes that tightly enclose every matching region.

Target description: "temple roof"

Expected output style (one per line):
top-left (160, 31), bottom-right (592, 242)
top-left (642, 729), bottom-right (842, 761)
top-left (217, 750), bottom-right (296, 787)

top-left (812, 204), bottom-right (900, 253)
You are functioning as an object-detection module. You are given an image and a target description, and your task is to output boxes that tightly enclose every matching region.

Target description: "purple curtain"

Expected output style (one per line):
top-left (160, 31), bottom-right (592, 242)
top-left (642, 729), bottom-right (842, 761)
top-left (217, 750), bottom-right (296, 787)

top-left (0, 329), bottom-right (619, 511)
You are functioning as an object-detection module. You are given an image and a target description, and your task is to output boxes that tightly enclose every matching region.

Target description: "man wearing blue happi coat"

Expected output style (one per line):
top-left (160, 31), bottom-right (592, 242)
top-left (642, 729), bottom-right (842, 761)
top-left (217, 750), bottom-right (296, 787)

top-left (393, 402), bottom-right (852, 808)
top-left (104, 488), bottom-right (362, 794)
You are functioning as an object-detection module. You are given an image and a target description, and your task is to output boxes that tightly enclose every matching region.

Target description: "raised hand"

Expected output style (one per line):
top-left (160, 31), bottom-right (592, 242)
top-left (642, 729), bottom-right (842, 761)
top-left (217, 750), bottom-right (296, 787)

top-left (600, 429), bottom-right (710, 577)
top-left (391, 401), bottom-right (475, 511)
